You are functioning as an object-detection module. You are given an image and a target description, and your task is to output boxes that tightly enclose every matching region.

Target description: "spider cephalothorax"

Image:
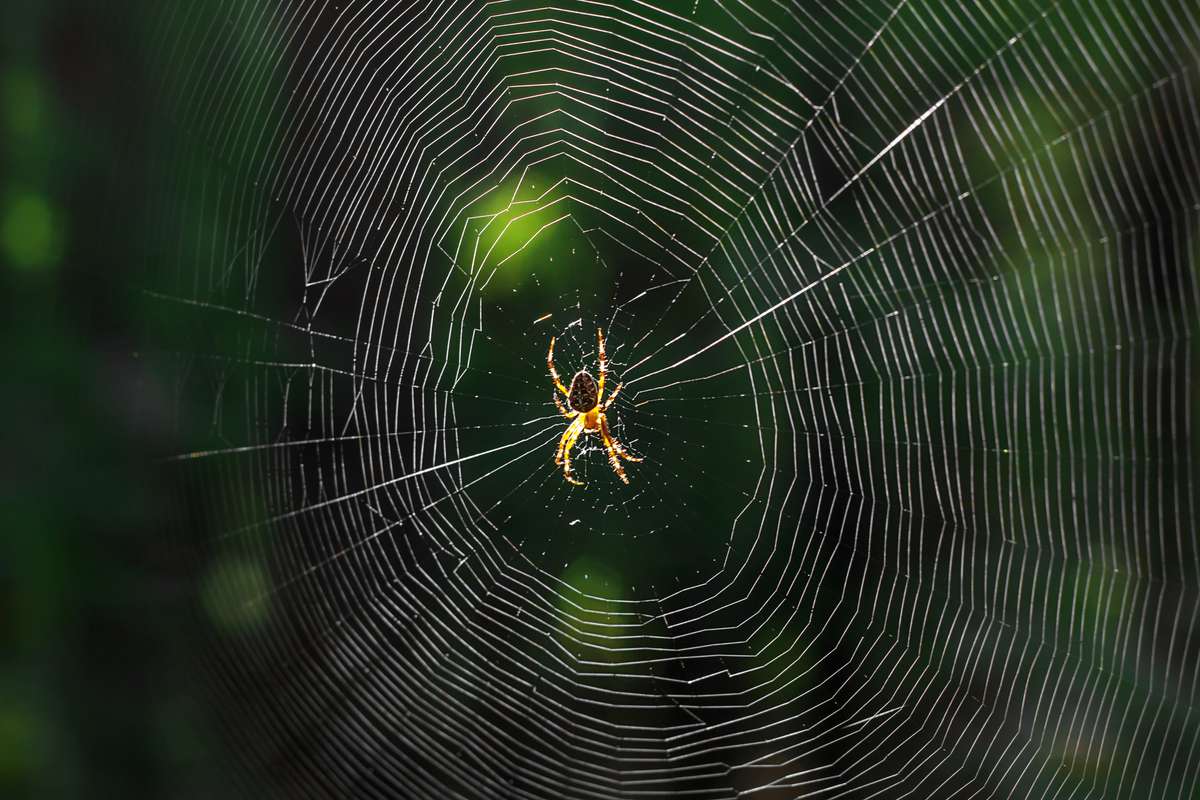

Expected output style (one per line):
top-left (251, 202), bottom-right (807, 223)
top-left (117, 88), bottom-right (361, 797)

top-left (548, 328), bottom-right (642, 485)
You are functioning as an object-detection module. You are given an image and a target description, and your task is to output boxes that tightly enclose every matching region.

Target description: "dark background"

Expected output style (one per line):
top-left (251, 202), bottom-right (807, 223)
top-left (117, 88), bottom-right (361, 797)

top-left (1, 2), bottom-right (228, 797)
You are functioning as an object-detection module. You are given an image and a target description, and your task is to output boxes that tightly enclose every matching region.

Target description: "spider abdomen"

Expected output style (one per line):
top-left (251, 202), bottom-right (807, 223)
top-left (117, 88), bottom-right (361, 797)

top-left (567, 370), bottom-right (599, 412)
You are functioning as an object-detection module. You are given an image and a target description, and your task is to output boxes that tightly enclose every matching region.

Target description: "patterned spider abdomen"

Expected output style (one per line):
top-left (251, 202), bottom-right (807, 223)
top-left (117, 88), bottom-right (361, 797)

top-left (568, 370), bottom-right (599, 413)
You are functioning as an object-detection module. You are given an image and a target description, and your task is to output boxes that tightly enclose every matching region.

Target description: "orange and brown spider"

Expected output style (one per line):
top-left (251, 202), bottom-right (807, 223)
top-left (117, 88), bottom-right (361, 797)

top-left (548, 328), bottom-right (642, 485)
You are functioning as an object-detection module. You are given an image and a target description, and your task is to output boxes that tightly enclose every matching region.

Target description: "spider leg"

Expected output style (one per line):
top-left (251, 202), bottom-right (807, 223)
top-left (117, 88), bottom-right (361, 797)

top-left (553, 393), bottom-right (575, 419)
top-left (556, 416), bottom-right (585, 485)
top-left (600, 414), bottom-right (642, 463)
top-left (555, 415), bottom-right (581, 464)
top-left (548, 337), bottom-right (569, 396)
top-left (601, 381), bottom-right (623, 409)
top-left (598, 414), bottom-right (630, 484)
top-left (596, 327), bottom-right (607, 401)
top-left (555, 426), bottom-right (569, 466)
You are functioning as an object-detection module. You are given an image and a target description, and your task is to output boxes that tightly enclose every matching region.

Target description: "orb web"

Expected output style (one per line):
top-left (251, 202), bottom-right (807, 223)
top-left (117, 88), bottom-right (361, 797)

top-left (144, 1), bottom-right (1200, 798)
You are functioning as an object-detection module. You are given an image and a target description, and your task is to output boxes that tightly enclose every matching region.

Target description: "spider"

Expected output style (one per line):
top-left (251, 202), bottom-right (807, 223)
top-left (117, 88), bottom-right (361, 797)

top-left (548, 328), bottom-right (642, 485)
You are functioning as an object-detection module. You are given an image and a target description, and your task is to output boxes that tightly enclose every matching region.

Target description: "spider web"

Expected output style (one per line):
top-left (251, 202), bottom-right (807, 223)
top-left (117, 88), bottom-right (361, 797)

top-left (143, 1), bottom-right (1200, 797)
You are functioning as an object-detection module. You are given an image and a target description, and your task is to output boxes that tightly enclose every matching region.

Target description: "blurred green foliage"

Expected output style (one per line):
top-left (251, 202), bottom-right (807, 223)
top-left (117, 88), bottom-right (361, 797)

top-left (0, 2), bottom-right (228, 798)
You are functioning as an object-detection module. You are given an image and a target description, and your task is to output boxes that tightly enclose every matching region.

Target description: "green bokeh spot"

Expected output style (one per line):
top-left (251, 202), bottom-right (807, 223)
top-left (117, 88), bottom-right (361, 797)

top-left (559, 556), bottom-right (623, 602)
top-left (554, 557), bottom-right (626, 664)
top-left (470, 171), bottom-right (568, 291)
top-left (2, 69), bottom-right (43, 139)
top-left (0, 704), bottom-right (41, 785)
top-left (1, 192), bottom-right (62, 271)
top-left (201, 557), bottom-right (270, 634)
